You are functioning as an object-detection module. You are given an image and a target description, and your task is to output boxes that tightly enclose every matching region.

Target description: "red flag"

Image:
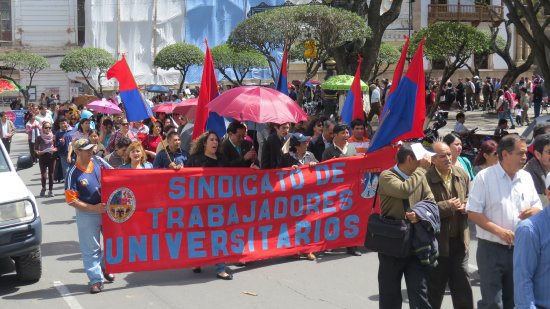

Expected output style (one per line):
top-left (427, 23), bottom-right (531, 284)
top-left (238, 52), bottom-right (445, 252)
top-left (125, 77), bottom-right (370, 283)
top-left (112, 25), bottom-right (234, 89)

top-left (192, 40), bottom-right (221, 140)
top-left (388, 36), bottom-right (409, 96)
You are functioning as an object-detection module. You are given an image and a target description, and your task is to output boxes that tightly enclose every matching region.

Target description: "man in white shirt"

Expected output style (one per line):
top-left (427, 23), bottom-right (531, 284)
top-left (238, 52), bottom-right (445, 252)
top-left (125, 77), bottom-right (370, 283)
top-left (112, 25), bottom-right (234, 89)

top-left (467, 134), bottom-right (542, 309)
top-left (367, 84), bottom-right (381, 124)
top-left (35, 106), bottom-right (53, 126)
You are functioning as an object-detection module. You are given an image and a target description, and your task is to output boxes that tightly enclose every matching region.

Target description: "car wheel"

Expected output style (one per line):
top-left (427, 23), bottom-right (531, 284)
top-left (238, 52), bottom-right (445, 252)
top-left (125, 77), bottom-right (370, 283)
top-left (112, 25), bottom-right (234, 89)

top-left (14, 248), bottom-right (42, 282)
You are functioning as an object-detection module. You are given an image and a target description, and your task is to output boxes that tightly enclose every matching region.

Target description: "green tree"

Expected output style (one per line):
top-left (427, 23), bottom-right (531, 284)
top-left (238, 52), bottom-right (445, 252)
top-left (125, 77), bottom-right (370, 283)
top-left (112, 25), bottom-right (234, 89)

top-left (372, 42), bottom-right (400, 80)
top-left (410, 22), bottom-right (486, 125)
top-left (60, 47), bottom-right (115, 98)
top-left (211, 43), bottom-right (268, 86)
top-left (0, 52), bottom-right (49, 105)
top-left (154, 43), bottom-right (205, 94)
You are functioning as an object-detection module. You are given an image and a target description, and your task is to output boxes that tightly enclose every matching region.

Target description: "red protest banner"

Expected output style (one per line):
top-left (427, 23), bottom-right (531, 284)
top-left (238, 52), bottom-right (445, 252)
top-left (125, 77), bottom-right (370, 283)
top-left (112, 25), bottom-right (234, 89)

top-left (101, 147), bottom-right (397, 273)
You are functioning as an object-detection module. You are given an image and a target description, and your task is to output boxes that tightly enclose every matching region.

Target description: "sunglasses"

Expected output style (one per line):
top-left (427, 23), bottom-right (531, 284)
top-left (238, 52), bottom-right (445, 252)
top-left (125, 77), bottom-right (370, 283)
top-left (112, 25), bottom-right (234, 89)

top-left (43, 127), bottom-right (51, 129)
top-left (121, 123), bottom-right (129, 126)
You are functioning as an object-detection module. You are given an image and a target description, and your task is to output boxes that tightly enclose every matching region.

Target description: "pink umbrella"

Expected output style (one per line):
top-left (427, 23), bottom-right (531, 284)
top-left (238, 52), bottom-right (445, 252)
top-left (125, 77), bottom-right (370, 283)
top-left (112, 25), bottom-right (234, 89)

top-left (152, 102), bottom-right (178, 113)
top-left (206, 86), bottom-right (308, 124)
top-left (87, 99), bottom-right (122, 114)
top-left (172, 98), bottom-right (198, 118)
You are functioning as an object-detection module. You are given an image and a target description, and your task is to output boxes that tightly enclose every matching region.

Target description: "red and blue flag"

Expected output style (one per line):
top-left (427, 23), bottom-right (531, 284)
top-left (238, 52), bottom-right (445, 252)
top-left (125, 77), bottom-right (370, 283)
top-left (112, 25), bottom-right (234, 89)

top-left (192, 40), bottom-right (226, 140)
top-left (107, 55), bottom-right (154, 122)
top-left (274, 43), bottom-right (289, 96)
top-left (341, 55), bottom-right (364, 128)
top-left (367, 38), bottom-right (426, 153)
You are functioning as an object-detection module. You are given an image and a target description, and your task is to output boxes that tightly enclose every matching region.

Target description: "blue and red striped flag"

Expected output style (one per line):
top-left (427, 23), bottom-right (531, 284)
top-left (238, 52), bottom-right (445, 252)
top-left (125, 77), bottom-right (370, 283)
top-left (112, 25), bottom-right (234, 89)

top-left (367, 38), bottom-right (426, 153)
top-left (274, 43), bottom-right (289, 96)
top-left (107, 55), bottom-right (154, 122)
top-left (192, 40), bottom-right (226, 140)
top-left (341, 55), bottom-right (364, 128)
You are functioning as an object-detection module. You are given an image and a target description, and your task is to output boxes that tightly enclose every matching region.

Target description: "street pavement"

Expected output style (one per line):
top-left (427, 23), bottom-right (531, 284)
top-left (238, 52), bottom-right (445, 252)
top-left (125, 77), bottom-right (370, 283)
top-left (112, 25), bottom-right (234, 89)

top-left (0, 111), bottom-right (519, 309)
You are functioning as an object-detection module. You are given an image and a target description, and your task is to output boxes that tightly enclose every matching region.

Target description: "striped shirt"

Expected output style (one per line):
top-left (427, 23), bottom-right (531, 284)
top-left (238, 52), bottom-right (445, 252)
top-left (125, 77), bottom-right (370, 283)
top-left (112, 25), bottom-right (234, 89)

top-left (466, 163), bottom-right (542, 245)
top-left (514, 206), bottom-right (550, 309)
top-left (348, 136), bottom-right (370, 155)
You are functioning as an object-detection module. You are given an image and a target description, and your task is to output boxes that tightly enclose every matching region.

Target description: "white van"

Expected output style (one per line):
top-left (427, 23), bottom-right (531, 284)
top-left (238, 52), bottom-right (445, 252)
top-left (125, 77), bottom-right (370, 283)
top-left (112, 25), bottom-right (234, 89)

top-left (0, 140), bottom-right (42, 281)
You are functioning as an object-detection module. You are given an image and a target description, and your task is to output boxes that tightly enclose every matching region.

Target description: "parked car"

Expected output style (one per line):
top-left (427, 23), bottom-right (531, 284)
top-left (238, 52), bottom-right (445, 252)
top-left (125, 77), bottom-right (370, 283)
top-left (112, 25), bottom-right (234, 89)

top-left (0, 141), bottom-right (42, 281)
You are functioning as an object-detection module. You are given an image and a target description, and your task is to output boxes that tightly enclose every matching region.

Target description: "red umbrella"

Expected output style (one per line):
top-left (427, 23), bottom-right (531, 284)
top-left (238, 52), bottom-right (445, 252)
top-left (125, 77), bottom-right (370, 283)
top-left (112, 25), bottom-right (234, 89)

top-left (152, 102), bottom-right (178, 113)
top-left (172, 98), bottom-right (198, 118)
top-left (206, 86), bottom-right (308, 124)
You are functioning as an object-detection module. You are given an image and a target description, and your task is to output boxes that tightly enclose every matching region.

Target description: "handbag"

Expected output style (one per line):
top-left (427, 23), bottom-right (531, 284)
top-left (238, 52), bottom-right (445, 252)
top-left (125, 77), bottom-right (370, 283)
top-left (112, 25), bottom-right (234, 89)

top-left (364, 187), bottom-right (412, 258)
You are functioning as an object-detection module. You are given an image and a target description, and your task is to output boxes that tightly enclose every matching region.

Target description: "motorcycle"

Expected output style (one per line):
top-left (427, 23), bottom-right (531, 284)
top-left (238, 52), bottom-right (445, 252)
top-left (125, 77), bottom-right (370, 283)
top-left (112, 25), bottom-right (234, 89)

top-left (418, 111), bottom-right (447, 148)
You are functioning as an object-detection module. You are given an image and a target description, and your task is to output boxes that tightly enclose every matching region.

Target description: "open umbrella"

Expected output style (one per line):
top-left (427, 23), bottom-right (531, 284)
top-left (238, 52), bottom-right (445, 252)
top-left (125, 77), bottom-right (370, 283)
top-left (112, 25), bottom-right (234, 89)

top-left (87, 99), bottom-right (122, 114)
top-left (152, 102), bottom-right (179, 113)
top-left (172, 98), bottom-right (198, 118)
top-left (0, 78), bottom-right (23, 94)
top-left (206, 86), bottom-right (308, 124)
top-left (147, 85), bottom-right (171, 93)
top-left (321, 75), bottom-right (368, 91)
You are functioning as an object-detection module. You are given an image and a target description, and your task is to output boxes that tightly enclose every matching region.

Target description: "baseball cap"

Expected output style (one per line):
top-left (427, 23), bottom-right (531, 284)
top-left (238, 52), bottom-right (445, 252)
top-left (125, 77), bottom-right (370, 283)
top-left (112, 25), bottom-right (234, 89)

top-left (290, 133), bottom-right (311, 147)
top-left (474, 75), bottom-right (479, 79)
top-left (73, 139), bottom-right (95, 151)
top-left (411, 143), bottom-right (436, 160)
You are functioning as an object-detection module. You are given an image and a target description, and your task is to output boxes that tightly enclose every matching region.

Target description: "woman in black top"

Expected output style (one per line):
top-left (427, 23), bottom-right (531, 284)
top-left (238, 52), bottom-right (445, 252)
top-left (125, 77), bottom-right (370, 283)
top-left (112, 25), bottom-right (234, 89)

top-left (185, 130), bottom-right (232, 280)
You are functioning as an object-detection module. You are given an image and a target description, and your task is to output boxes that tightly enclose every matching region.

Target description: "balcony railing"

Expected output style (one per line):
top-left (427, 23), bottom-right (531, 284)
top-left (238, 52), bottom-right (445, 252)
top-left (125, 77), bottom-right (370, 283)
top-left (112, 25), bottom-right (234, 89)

top-left (428, 4), bottom-right (504, 24)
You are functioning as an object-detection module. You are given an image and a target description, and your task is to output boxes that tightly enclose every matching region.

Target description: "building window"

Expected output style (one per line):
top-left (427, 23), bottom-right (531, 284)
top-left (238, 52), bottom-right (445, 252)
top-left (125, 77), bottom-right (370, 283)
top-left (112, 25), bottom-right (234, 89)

top-left (77, 0), bottom-right (85, 46)
top-left (0, 0), bottom-right (11, 42)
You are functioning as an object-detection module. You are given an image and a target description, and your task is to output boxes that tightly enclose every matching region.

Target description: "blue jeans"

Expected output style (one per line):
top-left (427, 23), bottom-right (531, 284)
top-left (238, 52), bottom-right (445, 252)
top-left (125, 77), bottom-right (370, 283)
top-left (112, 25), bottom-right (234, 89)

top-left (215, 263), bottom-right (225, 274)
top-left (76, 209), bottom-right (104, 285)
top-left (505, 110), bottom-right (514, 126)
top-left (476, 239), bottom-right (514, 309)
top-left (59, 154), bottom-right (70, 180)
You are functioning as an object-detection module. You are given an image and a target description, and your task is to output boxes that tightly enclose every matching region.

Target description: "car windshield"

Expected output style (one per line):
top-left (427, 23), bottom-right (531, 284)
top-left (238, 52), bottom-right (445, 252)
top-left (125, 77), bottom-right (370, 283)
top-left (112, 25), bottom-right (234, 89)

top-left (0, 147), bottom-right (10, 172)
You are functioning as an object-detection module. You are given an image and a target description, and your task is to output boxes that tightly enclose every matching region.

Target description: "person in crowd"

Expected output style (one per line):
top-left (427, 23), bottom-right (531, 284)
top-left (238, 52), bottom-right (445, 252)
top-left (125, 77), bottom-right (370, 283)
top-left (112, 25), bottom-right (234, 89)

top-left (495, 89), bottom-right (506, 120)
top-left (348, 119), bottom-right (370, 155)
top-left (289, 86), bottom-right (297, 101)
top-left (304, 118), bottom-right (324, 140)
top-left (119, 141), bottom-right (153, 169)
top-left (104, 137), bottom-right (132, 168)
top-left (482, 78), bottom-right (493, 110)
top-left (130, 119), bottom-right (149, 135)
top-left (322, 123), bottom-right (356, 161)
top-left (524, 133), bottom-right (550, 206)
top-left (68, 117), bottom-right (92, 164)
top-left (223, 120), bottom-right (257, 168)
top-left (473, 75), bottom-right (482, 109)
top-left (106, 118), bottom-right (138, 153)
top-left (378, 143), bottom-right (434, 309)
top-left (513, 173), bottom-right (550, 309)
top-left (472, 139), bottom-right (499, 176)
top-left (428, 84), bottom-right (438, 113)
top-left (156, 125), bottom-right (175, 154)
top-left (532, 79), bottom-right (544, 118)
top-left (456, 78), bottom-right (465, 109)
top-left (153, 131), bottom-right (189, 169)
top-left (55, 116), bottom-right (72, 178)
top-left (367, 83), bottom-right (381, 123)
top-left (260, 122), bottom-right (290, 169)
top-left (179, 117), bottom-right (194, 153)
top-left (99, 118), bottom-right (114, 148)
top-left (141, 120), bottom-right (163, 163)
top-left (184, 130), bottom-right (233, 280)
top-left (290, 121), bottom-right (305, 134)
top-left (426, 142), bottom-right (473, 309)
top-left (445, 82), bottom-right (456, 107)
top-left (112, 113), bottom-right (123, 130)
top-left (256, 123), bottom-right (274, 165)
top-left (36, 105), bottom-right (53, 126)
top-left (519, 88), bottom-right (530, 125)
top-left (467, 134), bottom-right (542, 309)
top-left (443, 133), bottom-right (474, 180)
top-left (0, 111), bottom-right (16, 153)
top-left (308, 119), bottom-right (335, 161)
top-left (514, 103), bottom-right (523, 127)
top-left (65, 139), bottom-right (114, 294)
top-left (88, 129), bottom-right (106, 158)
top-left (503, 85), bottom-right (516, 129)
top-left (278, 132), bottom-right (317, 260)
top-left (25, 112), bottom-right (42, 163)
top-left (35, 121), bottom-right (57, 197)
top-left (465, 77), bottom-right (475, 111)
top-left (494, 119), bottom-right (509, 137)
top-left (453, 112), bottom-right (472, 136)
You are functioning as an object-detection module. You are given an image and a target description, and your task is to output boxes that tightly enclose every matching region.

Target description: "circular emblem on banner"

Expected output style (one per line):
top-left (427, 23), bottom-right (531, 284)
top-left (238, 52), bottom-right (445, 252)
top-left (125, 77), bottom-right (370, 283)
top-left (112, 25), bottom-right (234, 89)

top-left (6, 111), bottom-right (15, 122)
top-left (107, 187), bottom-right (136, 223)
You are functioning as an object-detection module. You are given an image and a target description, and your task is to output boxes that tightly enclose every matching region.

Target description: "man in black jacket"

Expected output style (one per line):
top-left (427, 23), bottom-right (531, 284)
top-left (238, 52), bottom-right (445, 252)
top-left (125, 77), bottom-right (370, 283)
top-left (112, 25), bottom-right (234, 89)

top-left (260, 122), bottom-right (290, 169)
top-left (222, 121), bottom-right (257, 168)
top-left (308, 119), bottom-right (335, 161)
top-left (533, 79), bottom-right (544, 118)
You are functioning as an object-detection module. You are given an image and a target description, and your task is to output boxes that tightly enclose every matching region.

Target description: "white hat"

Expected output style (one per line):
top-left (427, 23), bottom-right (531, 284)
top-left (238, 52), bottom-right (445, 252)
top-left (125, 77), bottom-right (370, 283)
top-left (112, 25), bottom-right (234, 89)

top-left (545, 172), bottom-right (550, 190)
top-left (411, 143), bottom-right (436, 160)
top-left (474, 75), bottom-right (479, 79)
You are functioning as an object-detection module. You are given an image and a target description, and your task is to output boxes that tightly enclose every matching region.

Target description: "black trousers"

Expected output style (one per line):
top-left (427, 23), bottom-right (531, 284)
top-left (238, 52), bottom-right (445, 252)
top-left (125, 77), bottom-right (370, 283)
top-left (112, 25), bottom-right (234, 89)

top-left (428, 237), bottom-right (473, 309)
top-left (378, 253), bottom-right (431, 309)
top-left (1, 137), bottom-right (10, 153)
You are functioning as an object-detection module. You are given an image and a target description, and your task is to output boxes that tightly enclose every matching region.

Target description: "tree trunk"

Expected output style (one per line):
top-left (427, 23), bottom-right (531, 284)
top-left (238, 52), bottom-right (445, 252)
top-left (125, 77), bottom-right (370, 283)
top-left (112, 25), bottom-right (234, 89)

top-left (177, 69), bottom-right (188, 94)
top-left (82, 70), bottom-right (100, 98)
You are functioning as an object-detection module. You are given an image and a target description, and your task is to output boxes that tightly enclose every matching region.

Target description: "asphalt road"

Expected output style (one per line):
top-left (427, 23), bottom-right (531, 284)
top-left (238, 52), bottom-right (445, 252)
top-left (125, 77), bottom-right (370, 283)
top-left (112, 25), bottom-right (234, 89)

top-left (0, 126), bottom-right (487, 309)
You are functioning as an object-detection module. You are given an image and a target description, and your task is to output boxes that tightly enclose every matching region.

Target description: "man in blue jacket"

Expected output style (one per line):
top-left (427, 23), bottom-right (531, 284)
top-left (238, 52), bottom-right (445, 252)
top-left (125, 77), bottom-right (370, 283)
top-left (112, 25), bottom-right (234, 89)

top-left (153, 131), bottom-right (189, 169)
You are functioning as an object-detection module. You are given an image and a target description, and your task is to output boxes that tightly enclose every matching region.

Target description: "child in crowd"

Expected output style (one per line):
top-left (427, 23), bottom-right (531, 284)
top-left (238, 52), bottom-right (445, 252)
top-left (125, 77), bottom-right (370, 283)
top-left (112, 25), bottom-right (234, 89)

top-left (514, 103), bottom-right (522, 127)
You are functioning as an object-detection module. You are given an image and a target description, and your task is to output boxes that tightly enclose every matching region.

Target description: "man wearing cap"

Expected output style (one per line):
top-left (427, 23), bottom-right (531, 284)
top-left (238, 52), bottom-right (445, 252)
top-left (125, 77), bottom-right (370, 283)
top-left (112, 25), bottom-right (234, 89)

top-left (377, 142), bottom-right (434, 309)
top-left (513, 173), bottom-right (550, 309)
top-left (426, 142), bottom-right (473, 309)
top-left (467, 134), bottom-right (542, 309)
top-left (65, 139), bottom-right (114, 294)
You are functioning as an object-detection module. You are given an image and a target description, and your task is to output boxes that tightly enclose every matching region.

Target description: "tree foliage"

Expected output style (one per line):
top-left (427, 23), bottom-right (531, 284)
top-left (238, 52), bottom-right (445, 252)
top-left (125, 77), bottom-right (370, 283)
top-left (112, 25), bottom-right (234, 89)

top-left (60, 47), bottom-right (115, 98)
top-left (211, 43), bottom-right (267, 86)
top-left (411, 22), bottom-right (487, 125)
top-left (154, 43), bottom-right (205, 94)
top-left (372, 42), bottom-right (400, 80)
top-left (0, 52), bottom-right (49, 104)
